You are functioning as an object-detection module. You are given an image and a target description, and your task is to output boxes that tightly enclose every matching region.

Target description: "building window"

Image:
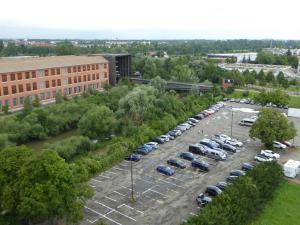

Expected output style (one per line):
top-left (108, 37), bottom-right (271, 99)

top-left (10, 73), bottom-right (16, 81)
top-left (92, 74), bottom-right (95, 80)
top-left (40, 93), bottom-right (45, 100)
top-left (19, 84), bottom-right (24, 92)
top-left (25, 72), bottom-right (30, 79)
top-left (40, 81), bottom-right (45, 89)
top-left (17, 73), bottom-right (22, 80)
top-left (51, 69), bottom-right (56, 75)
top-left (64, 88), bottom-right (68, 95)
top-left (88, 74), bottom-right (91, 81)
top-left (96, 73), bottom-right (99, 79)
top-left (104, 64), bottom-right (107, 69)
top-left (83, 65), bottom-right (86, 71)
top-left (83, 75), bottom-right (87, 82)
top-left (19, 97), bottom-right (24, 104)
top-left (92, 64), bottom-right (95, 70)
top-left (31, 71), bottom-right (36, 78)
top-left (45, 69), bottom-right (49, 76)
top-left (68, 77), bottom-right (72, 84)
top-left (11, 85), bottom-right (17, 94)
top-left (45, 80), bottom-right (50, 88)
top-left (32, 82), bottom-right (37, 90)
top-left (96, 64), bottom-right (99, 70)
top-left (74, 87), bottom-right (77, 93)
top-left (56, 68), bottom-right (60, 75)
top-left (63, 78), bottom-right (67, 85)
top-left (104, 72), bottom-right (108, 78)
top-left (3, 87), bottom-right (9, 95)
top-left (73, 66), bottom-right (77, 72)
top-left (87, 65), bottom-right (90, 71)
top-left (78, 76), bottom-right (81, 82)
top-left (77, 66), bottom-right (81, 72)
top-left (67, 67), bottom-right (71, 73)
top-left (68, 88), bottom-right (72, 95)
top-left (57, 79), bottom-right (61, 86)
top-left (78, 86), bottom-right (82, 92)
top-left (52, 80), bottom-right (56, 87)
top-left (26, 83), bottom-right (31, 91)
top-left (2, 74), bottom-right (7, 82)
top-left (13, 98), bottom-right (17, 106)
top-left (74, 77), bottom-right (77, 83)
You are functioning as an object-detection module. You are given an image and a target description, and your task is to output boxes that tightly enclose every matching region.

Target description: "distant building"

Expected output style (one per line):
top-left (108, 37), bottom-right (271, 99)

top-left (221, 79), bottom-right (234, 89)
top-left (263, 48), bottom-right (300, 56)
top-left (0, 55), bottom-right (109, 110)
top-left (207, 53), bottom-right (257, 63)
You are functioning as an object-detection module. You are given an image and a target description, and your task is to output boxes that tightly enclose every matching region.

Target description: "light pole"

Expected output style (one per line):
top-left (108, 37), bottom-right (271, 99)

top-left (130, 160), bottom-right (134, 202)
top-left (230, 109), bottom-right (234, 138)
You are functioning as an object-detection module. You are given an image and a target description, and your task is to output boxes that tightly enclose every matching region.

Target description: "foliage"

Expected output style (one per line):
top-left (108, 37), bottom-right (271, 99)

top-left (250, 108), bottom-right (297, 147)
top-left (255, 51), bottom-right (299, 69)
top-left (55, 92), bottom-right (63, 104)
top-left (32, 96), bottom-right (41, 107)
top-left (149, 76), bottom-right (167, 95)
top-left (184, 162), bottom-right (284, 225)
top-left (254, 89), bottom-right (289, 106)
top-left (22, 97), bottom-right (33, 117)
top-left (79, 106), bottom-right (116, 140)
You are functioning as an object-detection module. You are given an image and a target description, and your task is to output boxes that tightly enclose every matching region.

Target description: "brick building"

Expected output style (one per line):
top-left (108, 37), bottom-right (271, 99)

top-left (0, 55), bottom-right (109, 110)
top-left (221, 78), bottom-right (234, 89)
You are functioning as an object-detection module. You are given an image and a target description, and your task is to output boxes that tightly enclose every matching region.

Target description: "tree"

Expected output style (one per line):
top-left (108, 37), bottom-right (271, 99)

top-left (0, 40), bottom-right (4, 53)
top-left (22, 97), bottom-right (33, 117)
top-left (55, 41), bottom-right (76, 55)
top-left (79, 106), bottom-right (116, 140)
top-left (250, 108), bottom-right (297, 148)
top-left (149, 76), bottom-right (167, 95)
top-left (2, 105), bottom-right (9, 114)
top-left (266, 71), bottom-right (275, 83)
top-left (55, 92), bottom-right (63, 104)
top-left (32, 96), bottom-right (41, 107)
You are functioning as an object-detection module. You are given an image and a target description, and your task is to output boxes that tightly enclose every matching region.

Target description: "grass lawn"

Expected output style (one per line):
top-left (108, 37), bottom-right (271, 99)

top-left (250, 181), bottom-right (300, 225)
top-left (289, 96), bottom-right (300, 108)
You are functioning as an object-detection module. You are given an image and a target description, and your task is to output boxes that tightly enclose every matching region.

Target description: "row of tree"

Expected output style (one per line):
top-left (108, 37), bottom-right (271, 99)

top-left (254, 51), bottom-right (299, 69)
top-left (185, 161), bottom-right (284, 225)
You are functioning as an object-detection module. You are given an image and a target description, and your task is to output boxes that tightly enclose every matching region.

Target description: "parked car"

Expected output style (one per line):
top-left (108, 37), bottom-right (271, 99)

top-left (135, 148), bottom-right (150, 155)
top-left (206, 147), bottom-right (227, 161)
top-left (191, 159), bottom-right (209, 172)
top-left (224, 139), bottom-right (243, 147)
top-left (261, 150), bottom-right (280, 159)
top-left (138, 144), bottom-right (154, 152)
top-left (196, 193), bottom-right (212, 207)
top-left (160, 135), bottom-right (170, 142)
top-left (168, 129), bottom-right (182, 137)
top-left (200, 138), bottom-right (220, 149)
top-left (167, 158), bottom-right (186, 169)
top-left (194, 114), bottom-right (205, 120)
top-left (153, 137), bottom-right (165, 144)
top-left (145, 142), bottom-right (159, 149)
top-left (254, 154), bottom-right (273, 162)
top-left (216, 182), bottom-right (228, 191)
top-left (181, 123), bottom-right (192, 129)
top-left (282, 141), bottom-right (293, 148)
top-left (156, 166), bottom-right (175, 176)
top-left (187, 120), bottom-right (197, 127)
top-left (220, 143), bottom-right (237, 153)
top-left (230, 169), bottom-right (246, 177)
top-left (223, 98), bottom-right (229, 101)
top-left (226, 175), bottom-right (239, 183)
top-left (242, 162), bottom-right (255, 171)
top-left (273, 141), bottom-right (287, 149)
top-left (189, 144), bottom-right (207, 155)
top-left (125, 154), bottom-right (141, 162)
top-left (214, 134), bottom-right (231, 142)
top-left (164, 134), bottom-right (174, 140)
top-left (205, 185), bottom-right (223, 197)
top-left (179, 152), bottom-right (195, 161)
top-left (189, 118), bottom-right (199, 123)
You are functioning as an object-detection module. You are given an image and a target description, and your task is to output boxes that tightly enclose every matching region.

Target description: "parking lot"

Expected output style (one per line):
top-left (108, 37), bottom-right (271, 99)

top-left (80, 102), bottom-right (300, 225)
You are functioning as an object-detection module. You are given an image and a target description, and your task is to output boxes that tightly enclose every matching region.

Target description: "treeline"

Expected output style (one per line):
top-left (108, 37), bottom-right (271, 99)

top-left (185, 162), bottom-right (284, 225)
top-left (254, 51), bottom-right (299, 69)
top-left (2, 39), bottom-right (300, 57)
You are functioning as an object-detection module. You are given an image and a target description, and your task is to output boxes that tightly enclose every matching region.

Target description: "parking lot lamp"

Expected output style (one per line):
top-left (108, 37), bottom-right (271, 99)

top-left (231, 108), bottom-right (234, 138)
top-left (130, 160), bottom-right (135, 202)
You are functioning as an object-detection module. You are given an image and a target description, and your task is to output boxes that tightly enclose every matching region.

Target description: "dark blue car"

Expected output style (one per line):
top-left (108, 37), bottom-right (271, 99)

top-left (179, 152), bottom-right (195, 161)
top-left (156, 166), bottom-right (175, 176)
top-left (135, 148), bottom-right (150, 155)
top-left (138, 144), bottom-right (154, 152)
top-left (125, 154), bottom-right (141, 162)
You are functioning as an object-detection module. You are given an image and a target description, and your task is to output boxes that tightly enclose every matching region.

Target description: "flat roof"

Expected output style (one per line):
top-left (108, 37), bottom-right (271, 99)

top-left (0, 55), bottom-right (108, 74)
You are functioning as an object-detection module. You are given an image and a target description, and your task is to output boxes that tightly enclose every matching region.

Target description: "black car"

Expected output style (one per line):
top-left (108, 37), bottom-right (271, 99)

top-left (216, 182), bottom-right (228, 191)
top-left (167, 158), bottom-right (187, 169)
top-left (194, 114), bottom-right (205, 120)
top-left (205, 185), bottom-right (223, 197)
top-left (196, 193), bottom-right (212, 207)
top-left (179, 152), bottom-right (195, 161)
top-left (153, 137), bottom-right (165, 144)
top-left (191, 159), bottom-right (209, 172)
top-left (226, 175), bottom-right (239, 183)
top-left (242, 162), bottom-right (255, 171)
top-left (189, 144), bottom-right (207, 155)
top-left (230, 169), bottom-right (246, 177)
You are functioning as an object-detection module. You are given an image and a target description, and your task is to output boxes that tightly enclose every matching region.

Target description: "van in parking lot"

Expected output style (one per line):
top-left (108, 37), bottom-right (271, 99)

top-left (189, 144), bottom-right (207, 155)
top-left (191, 159), bottom-right (209, 171)
top-left (239, 118), bottom-right (256, 127)
top-left (206, 148), bottom-right (227, 161)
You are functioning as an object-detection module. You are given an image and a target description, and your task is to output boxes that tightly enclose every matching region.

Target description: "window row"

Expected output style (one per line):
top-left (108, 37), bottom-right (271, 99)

top-left (67, 64), bottom-right (106, 73)
top-left (0, 83), bottom-right (37, 96)
top-left (1, 71), bottom-right (37, 82)
top-left (44, 68), bottom-right (61, 76)
top-left (68, 73), bottom-right (103, 84)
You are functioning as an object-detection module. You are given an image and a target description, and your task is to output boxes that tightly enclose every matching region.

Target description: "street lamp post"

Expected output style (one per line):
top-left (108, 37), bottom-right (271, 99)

top-left (231, 109), bottom-right (234, 138)
top-left (130, 160), bottom-right (134, 202)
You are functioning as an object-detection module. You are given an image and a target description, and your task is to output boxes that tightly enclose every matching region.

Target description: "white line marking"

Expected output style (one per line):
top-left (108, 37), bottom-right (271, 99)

top-left (105, 171), bottom-right (118, 175)
top-left (167, 176), bottom-right (185, 183)
top-left (147, 188), bottom-right (168, 197)
top-left (84, 206), bottom-right (122, 225)
top-left (91, 178), bottom-right (103, 183)
top-left (136, 177), bottom-right (155, 184)
top-left (157, 178), bottom-right (184, 188)
top-left (114, 167), bottom-right (128, 172)
top-left (123, 204), bottom-right (145, 215)
top-left (98, 175), bottom-right (111, 179)
top-left (113, 191), bottom-right (126, 197)
top-left (104, 196), bottom-right (117, 202)
top-left (190, 212), bottom-right (198, 216)
top-left (89, 184), bottom-right (96, 188)
top-left (121, 185), bottom-right (133, 191)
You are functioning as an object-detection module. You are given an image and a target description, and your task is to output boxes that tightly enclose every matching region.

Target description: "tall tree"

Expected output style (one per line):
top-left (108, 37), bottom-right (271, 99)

top-left (22, 97), bottom-right (33, 117)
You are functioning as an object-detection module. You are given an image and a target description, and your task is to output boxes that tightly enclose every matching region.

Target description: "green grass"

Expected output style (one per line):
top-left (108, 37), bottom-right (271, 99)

top-left (289, 96), bottom-right (300, 108)
top-left (251, 181), bottom-right (300, 225)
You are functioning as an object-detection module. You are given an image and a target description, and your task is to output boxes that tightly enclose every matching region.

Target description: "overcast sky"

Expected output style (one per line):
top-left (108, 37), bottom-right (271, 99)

top-left (1, 0), bottom-right (300, 39)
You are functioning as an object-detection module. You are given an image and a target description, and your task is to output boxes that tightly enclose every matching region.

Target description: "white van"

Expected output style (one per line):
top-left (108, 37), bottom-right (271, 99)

top-left (239, 118), bottom-right (256, 127)
top-left (206, 148), bottom-right (227, 161)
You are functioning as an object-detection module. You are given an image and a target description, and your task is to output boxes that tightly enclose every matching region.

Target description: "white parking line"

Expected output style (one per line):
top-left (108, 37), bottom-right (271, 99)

top-left (167, 176), bottom-right (185, 183)
top-left (89, 184), bottom-right (96, 188)
top-left (105, 171), bottom-right (118, 175)
top-left (148, 189), bottom-right (168, 197)
top-left (104, 196), bottom-right (117, 202)
top-left (157, 178), bottom-right (184, 188)
top-left (84, 206), bottom-right (122, 225)
top-left (114, 167), bottom-right (129, 172)
top-left (91, 178), bottom-right (103, 183)
top-left (118, 204), bottom-right (144, 215)
top-left (136, 177), bottom-right (155, 184)
top-left (113, 191), bottom-right (126, 197)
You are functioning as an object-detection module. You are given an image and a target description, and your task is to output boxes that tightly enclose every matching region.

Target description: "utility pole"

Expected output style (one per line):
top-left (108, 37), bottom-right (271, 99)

top-left (130, 160), bottom-right (134, 202)
top-left (231, 110), bottom-right (234, 138)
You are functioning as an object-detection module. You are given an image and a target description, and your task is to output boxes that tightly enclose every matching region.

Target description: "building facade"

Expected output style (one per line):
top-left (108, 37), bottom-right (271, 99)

top-left (0, 55), bottom-right (109, 110)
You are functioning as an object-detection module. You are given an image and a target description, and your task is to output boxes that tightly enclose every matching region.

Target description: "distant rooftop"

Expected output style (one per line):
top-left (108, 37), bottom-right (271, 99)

top-left (0, 55), bottom-right (108, 74)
